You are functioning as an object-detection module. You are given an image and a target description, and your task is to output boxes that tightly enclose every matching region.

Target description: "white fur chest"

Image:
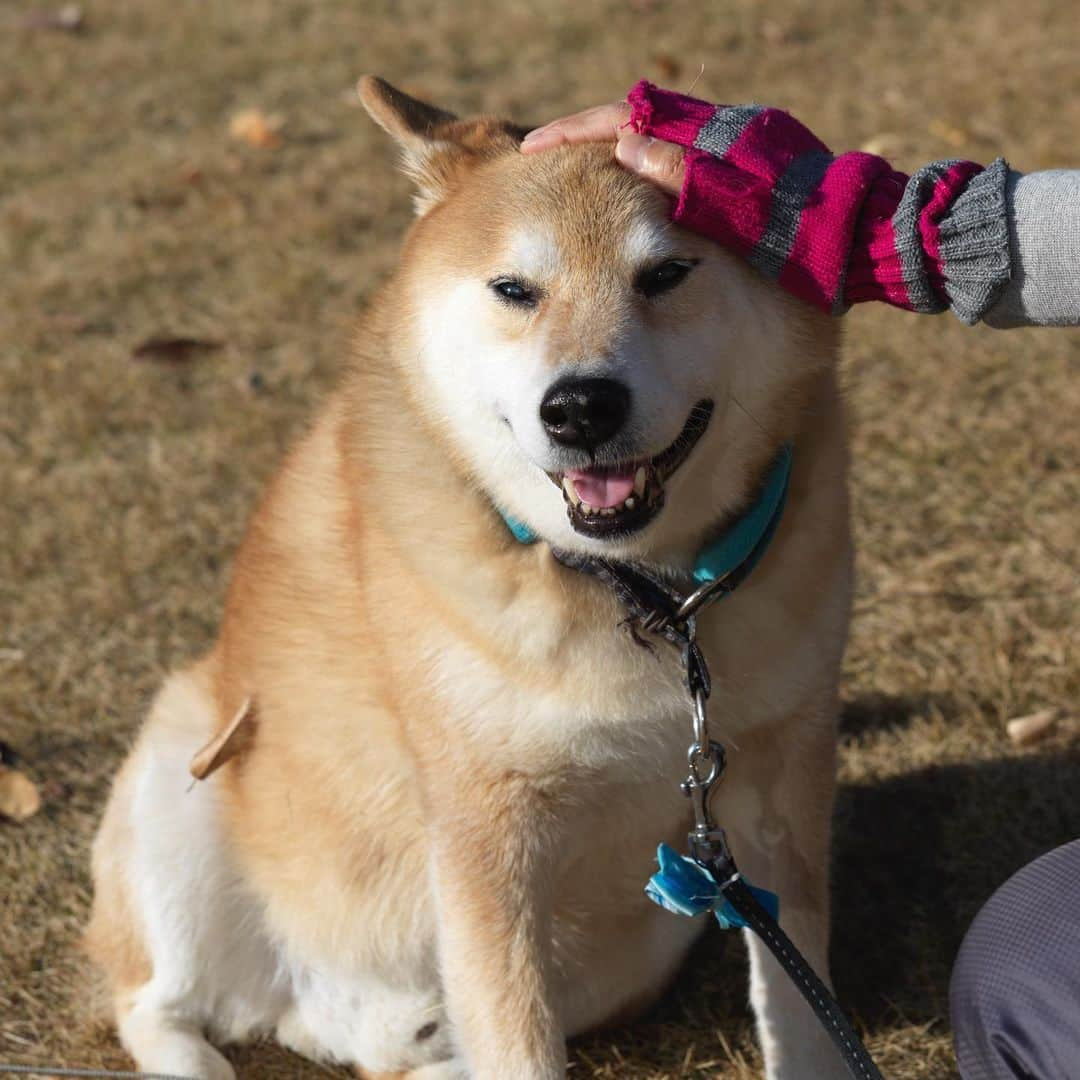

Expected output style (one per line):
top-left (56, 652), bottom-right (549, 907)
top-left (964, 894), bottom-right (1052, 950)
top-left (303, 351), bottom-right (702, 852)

top-left (415, 585), bottom-right (692, 780)
top-left (415, 529), bottom-right (851, 781)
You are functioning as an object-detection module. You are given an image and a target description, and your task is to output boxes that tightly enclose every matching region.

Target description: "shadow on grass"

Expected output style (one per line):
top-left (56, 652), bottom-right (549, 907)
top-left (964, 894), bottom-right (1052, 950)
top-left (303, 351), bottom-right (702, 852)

top-left (573, 721), bottom-right (1080, 1074)
top-left (839, 691), bottom-right (952, 739)
top-left (833, 743), bottom-right (1080, 1028)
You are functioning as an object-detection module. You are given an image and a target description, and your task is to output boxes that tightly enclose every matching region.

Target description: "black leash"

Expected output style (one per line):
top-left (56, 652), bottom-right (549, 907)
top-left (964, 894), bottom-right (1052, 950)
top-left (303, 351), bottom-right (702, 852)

top-left (692, 831), bottom-right (883, 1080)
top-left (552, 547), bottom-right (885, 1080)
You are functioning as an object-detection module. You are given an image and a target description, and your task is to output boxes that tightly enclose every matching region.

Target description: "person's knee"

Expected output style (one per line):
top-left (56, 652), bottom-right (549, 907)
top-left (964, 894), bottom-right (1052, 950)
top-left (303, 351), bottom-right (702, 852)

top-left (950, 893), bottom-right (1018, 1077)
top-left (951, 840), bottom-right (1080, 1079)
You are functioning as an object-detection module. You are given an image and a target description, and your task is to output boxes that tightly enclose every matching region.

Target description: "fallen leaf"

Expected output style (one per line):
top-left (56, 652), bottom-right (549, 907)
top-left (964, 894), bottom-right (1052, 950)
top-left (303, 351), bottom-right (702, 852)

top-left (132, 189), bottom-right (187, 211)
top-left (861, 133), bottom-right (902, 157)
top-left (1007, 709), bottom-right (1057, 747)
top-left (178, 164), bottom-right (205, 186)
top-left (132, 336), bottom-right (224, 364)
top-left (44, 312), bottom-right (102, 335)
top-left (760, 19), bottom-right (790, 44)
top-left (928, 118), bottom-right (970, 148)
top-left (883, 87), bottom-right (905, 110)
top-left (0, 765), bottom-right (42, 822)
top-left (190, 697), bottom-right (256, 781)
top-left (20, 4), bottom-right (83, 32)
top-left (653, 53), bottom-right (681, 80)
top-left (229, 108), bottom-right (285, 149)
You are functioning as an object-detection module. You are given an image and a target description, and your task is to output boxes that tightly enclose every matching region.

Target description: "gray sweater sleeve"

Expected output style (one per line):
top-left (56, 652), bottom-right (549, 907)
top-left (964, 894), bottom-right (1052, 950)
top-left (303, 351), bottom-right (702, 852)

top-left (982, 170), bottom-right (1080, 328)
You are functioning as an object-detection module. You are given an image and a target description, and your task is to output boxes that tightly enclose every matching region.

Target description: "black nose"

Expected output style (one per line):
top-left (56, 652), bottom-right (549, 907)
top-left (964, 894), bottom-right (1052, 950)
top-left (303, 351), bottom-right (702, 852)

top-left (539, 378), bottom-right (631, 451)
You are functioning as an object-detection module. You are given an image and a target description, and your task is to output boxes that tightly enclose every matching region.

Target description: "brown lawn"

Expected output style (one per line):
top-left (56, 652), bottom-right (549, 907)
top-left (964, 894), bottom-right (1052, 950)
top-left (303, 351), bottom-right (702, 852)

top-left (2, 2), bottom-right (1077, 1077)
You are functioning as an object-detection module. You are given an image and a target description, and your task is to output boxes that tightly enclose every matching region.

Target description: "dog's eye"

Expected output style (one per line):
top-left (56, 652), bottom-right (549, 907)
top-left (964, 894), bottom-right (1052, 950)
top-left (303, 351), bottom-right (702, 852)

top-left (636, 259), bottom-right (696, 299)
top-left (490, 278), bottom-right (537, 307)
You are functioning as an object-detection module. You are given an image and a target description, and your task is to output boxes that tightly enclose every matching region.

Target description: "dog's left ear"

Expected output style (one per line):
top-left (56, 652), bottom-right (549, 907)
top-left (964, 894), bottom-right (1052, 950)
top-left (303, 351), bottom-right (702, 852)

top-left (358, 75), bottom-right (523, 216)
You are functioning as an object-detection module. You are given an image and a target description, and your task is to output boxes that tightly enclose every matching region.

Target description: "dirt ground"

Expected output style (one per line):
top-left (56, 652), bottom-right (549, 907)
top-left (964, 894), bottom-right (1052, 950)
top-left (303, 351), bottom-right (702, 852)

top-left (1, 1), bottom-right (1077, 1077)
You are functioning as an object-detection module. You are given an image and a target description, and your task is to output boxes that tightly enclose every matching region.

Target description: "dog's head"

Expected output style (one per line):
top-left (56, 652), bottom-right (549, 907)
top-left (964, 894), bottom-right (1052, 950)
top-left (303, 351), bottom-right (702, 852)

top-left (360, 77), bottom-right (837, 566)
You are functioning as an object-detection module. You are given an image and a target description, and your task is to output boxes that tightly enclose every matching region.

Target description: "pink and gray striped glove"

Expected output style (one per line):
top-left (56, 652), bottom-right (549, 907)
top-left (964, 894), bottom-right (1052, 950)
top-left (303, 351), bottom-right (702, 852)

top-left (627, 81), bottom-right (1010, 323)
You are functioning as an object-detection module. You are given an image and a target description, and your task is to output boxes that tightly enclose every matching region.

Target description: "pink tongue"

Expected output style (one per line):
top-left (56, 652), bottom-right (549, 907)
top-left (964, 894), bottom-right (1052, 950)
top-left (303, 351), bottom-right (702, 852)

top-left (566, 467), bottom-right (636, 509)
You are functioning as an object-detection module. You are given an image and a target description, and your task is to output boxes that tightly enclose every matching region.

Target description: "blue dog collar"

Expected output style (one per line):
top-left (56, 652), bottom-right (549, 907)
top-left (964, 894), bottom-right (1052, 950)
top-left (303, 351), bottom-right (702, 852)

top-left (501, 514), bottom-right (540, 545)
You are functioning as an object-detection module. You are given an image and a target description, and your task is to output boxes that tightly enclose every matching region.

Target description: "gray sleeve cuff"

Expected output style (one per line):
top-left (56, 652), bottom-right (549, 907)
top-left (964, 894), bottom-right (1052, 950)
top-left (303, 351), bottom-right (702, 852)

top-left (937, 157), bottom-right (1012, 325)
top-left (983, 169), bottom-right (1080, 328)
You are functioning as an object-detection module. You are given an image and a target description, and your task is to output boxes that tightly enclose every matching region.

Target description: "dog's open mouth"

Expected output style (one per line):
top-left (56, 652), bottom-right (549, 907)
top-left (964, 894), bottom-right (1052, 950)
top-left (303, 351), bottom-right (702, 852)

top-left (552, 400), bottom-right (714, 538)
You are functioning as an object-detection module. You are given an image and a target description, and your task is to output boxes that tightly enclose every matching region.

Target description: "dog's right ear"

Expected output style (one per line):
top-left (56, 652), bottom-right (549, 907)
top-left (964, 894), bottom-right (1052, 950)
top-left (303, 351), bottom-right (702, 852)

top-left (358, 76), bottom-right (475, 217)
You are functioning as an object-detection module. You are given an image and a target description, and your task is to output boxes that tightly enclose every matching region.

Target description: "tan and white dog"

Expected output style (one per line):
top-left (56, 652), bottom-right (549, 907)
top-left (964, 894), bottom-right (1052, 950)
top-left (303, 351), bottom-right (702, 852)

top-left (86, 78), bottom-right (853, 1080)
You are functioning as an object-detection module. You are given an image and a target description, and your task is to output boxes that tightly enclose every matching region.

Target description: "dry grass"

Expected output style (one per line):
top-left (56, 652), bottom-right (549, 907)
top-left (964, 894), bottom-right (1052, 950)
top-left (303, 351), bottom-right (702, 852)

top-left (1, 1), bottom-right (1077, 1077)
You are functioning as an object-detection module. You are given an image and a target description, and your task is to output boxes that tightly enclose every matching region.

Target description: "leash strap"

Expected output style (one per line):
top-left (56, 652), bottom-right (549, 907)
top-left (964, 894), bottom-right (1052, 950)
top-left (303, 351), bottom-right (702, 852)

top-left (720, 876), bottom-right (884, 1080)
top-left (645, 836), bottom-right (881, 1078)
top-left (688, 833), bottom-right (884, 1080)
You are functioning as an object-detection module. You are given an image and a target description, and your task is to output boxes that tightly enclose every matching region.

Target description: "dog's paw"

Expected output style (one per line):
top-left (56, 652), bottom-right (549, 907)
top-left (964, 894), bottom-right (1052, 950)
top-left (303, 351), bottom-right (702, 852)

top-left (194, 1046), bottom-right (238, 1080)
top-left (149, 1041), bottom-right (235, 1080)
top-left (356, 1058), bottom-right (466, 1075)
top-left (356, 1058), bottom-right (467, 1080)
top-left (406, 1062), bottom-right (469, 1080)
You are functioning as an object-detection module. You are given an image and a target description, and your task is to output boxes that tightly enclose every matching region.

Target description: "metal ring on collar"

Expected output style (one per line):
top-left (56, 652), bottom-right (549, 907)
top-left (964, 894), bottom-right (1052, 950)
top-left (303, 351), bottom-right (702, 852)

top-left (676, 569), bottom-right (734, 622)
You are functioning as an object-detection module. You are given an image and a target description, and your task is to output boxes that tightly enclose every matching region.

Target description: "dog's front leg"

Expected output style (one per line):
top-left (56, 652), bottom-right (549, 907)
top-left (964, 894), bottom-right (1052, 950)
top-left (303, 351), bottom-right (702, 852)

top-left (428, 766), bottom-right (566, 1080)
top-left (717, 715), bottom-right (848, 1080)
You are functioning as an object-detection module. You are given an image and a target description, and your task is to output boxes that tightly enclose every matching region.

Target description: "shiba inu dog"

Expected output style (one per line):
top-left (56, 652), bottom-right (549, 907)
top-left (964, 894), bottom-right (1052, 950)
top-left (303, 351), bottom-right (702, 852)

top-left (86, 77), bottom-right (852, 1080)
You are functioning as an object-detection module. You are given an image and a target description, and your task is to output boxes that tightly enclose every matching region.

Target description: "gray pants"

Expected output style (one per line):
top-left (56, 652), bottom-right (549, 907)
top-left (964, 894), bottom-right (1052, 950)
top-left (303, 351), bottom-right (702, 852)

top-left (951, 839), bottom-right (1080, 1078)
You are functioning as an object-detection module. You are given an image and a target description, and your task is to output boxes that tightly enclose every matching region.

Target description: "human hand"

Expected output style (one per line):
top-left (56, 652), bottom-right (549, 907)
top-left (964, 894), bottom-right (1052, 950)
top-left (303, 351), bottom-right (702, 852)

top-left (520, 82), bottom-right (993, 321)
top-left (520, 102), bottom-right (687, 196)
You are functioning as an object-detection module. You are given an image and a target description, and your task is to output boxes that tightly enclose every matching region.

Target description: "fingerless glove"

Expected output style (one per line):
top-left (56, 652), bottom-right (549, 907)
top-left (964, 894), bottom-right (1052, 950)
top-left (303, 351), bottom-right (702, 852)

top-left (627, 81), bottom-right (1011, 323)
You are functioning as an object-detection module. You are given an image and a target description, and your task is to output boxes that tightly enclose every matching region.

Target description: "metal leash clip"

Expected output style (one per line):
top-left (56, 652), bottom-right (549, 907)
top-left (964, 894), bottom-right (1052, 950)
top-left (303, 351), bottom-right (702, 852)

top-left (677, 621), bottom-right (735, 874)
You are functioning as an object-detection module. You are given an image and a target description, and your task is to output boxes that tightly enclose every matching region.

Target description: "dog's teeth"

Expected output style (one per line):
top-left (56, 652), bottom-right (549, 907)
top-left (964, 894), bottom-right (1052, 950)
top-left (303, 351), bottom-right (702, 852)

top-left (581, 502), bottom-right (594, 515)
top-left (624, 497), bottom-right (636, 510)
top-left (601, 507), bottom-right (615, 516)
top-left (562, 476), bottom-right (581, 506)
top-left (634, 467), bottom-right (647, 497)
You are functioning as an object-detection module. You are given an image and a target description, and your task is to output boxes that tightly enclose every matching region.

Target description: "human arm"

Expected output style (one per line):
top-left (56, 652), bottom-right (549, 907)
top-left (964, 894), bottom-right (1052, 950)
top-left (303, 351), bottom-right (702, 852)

top-left (982, 169), bottom-right (1080, 328)
top-left (523, 85), bottom-right (1080, 328)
